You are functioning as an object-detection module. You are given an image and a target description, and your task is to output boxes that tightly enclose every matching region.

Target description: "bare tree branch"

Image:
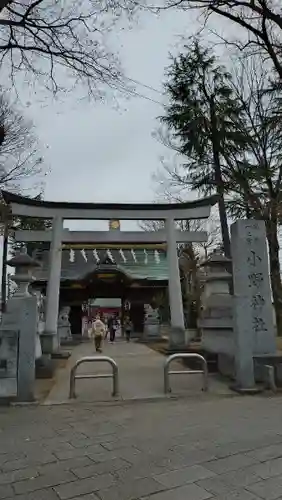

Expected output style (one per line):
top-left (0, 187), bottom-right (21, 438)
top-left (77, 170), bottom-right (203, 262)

top-left (0, 91), bottom-right (45, 191)
top-left (0, 0), bottom-right (129, 95)
top-left (139, 193), bottom-right (221, 259)
top-left (138, 0), bottom-right (282, 82)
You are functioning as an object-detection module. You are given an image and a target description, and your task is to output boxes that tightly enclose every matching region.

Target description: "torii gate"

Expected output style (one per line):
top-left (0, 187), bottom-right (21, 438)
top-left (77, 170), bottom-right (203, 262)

top-left (2, 190), bottom-right (217, 349)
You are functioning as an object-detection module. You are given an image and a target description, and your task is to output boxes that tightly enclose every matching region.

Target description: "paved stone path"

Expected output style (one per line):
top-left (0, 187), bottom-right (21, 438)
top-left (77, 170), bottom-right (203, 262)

top-left (1, 395), bottom-right (282, 499)
top-left (46, 339), bottom-right (231, 403)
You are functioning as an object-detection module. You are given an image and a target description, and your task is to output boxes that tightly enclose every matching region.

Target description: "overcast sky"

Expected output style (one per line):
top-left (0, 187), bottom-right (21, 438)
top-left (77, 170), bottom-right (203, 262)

top-left (39, 10), bottom-right (198, 202)
top-left (18, 7), bottom-right (223, 231)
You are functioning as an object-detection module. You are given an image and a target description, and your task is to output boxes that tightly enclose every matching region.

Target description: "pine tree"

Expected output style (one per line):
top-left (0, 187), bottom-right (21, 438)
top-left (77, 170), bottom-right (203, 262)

top-left (160, 43), bottom-right (282, 333)
top-left (161, 39), bottom-right (246, 257)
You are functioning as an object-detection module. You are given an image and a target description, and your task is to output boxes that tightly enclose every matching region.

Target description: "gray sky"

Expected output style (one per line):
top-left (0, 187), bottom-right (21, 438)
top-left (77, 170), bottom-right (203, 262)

top-left (14, 8), bottom-right (235, 232)
top-left (22, 9), bottom-right (204, 231)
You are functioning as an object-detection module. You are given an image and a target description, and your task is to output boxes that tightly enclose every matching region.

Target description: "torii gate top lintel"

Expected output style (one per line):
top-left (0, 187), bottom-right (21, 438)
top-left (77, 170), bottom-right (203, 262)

top-left (2, 191), bottom-right (218, 220)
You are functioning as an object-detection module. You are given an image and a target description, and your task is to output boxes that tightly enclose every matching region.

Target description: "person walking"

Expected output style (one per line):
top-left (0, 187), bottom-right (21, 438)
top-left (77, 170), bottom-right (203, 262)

top-left (124, 317), bottom-right (132, 343)
top-left (107, 315), bottom-right (114, 343)
top-left (92, 315), bottom-right (106, 352)
top-left (87, 319), bottom-right (93, 339)
top-left (104, 317), bottom-right (109, 339)
top-left (110, 316), bottom-right (118, 343)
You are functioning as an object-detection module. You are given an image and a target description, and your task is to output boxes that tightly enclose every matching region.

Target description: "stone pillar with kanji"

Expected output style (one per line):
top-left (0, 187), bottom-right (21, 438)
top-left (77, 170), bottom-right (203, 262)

top-left (231, 220), bottom-right (276, 391)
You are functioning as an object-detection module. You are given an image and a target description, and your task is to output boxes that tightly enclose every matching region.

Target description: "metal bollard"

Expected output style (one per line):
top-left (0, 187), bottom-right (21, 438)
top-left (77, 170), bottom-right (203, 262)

top-left (69, 356), bottom-right (119, 399)
top-left (164, 353), bottom-right (208, 394)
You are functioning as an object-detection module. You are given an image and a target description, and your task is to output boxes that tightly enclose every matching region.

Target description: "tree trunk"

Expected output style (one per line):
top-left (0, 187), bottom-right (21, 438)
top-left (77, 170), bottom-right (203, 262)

top-left (1, 220), bottom-right (8, 313)
top-left (245, 200), bottom-right (251, 219)
top-left (266, 219), bottom-right (282, 335)
top-left (210, 97), bottom-right (231, 258)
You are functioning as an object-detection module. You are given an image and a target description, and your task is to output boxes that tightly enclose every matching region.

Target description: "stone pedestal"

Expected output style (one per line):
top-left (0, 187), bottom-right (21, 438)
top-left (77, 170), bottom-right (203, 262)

top-left (15, 296), bottom-right (38, 402)
top-left (142, 305), bottom-right (161, 342)
top-left (40, 335), bottom-right (55, 355)
top-left (58, 306), bottom-right (72, 342)
top-left (199, 250), bottom-right (234, 360)
top-left (0, 327), bottom-right (19, 399)
top-left (169, 327), bottom-right (187, 350)
top-left (1, 252), bottom-right (41, 402)
top-left (35, 297), bottom-right (54, 359)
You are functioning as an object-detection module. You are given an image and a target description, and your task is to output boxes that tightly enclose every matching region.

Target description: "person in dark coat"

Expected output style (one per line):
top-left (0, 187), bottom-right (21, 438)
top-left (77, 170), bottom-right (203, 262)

top-left (124, 318), bottom-right (132, 342)
top-left (108, 315), bottom-right (117, 343)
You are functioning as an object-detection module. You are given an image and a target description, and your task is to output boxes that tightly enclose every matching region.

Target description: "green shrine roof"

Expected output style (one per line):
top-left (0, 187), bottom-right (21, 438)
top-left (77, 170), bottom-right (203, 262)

top-left (115, 249), bottom-right (168, 281)
top-left (34, 247), bottom-right (169, 283)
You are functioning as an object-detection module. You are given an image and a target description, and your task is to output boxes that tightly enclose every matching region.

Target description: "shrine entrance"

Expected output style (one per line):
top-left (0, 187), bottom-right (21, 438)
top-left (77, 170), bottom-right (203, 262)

top-left (48, 243), bottom-right (169, 340)
top-left (2, 190), bottom-right (217, 353)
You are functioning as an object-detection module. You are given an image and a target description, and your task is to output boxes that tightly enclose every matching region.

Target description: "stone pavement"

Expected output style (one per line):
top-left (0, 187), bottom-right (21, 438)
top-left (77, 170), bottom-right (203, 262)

top-left (45, 339), bottom-right (231, 403)
top-left (1, 395), bottom-right (282, 499)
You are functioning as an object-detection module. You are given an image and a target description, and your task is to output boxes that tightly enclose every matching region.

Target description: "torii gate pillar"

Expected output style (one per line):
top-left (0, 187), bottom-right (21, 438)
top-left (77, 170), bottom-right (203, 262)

top-left (41, 216), bottom-right (63, 354)
top-left (166, 218), bottom-right (185, 348)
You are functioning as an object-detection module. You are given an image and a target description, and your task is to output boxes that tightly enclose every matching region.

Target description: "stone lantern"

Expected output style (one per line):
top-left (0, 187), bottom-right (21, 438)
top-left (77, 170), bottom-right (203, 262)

top-left (198, 249), bottom-right (234, 376)
top-left (6, 250), bottom-right (43, 362)
top-left (200, 249), bottom-right (232, 307)
top-left (6, 250), bottom-right (41, 297)
top-left (0, 250), bottom-right (42, 402)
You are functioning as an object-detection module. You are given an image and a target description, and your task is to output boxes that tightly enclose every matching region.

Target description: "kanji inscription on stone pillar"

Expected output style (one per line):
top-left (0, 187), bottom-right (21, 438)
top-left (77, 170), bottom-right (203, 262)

top-left (231, 220), bottom-right (276, 389)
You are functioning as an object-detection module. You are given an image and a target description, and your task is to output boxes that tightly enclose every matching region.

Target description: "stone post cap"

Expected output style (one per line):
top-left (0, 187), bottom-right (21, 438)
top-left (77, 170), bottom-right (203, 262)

top-left (200, 249), bottom-right (231, 268)
top-left (6, 253), bottom-right (41, 268)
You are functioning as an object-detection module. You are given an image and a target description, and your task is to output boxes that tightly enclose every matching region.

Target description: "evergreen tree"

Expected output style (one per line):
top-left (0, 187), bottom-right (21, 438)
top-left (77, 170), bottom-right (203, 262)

top-left (159, 42), bottom-right (282, 333)
top-left (11, 197), bottom-right (52, 258)
top-left (161, 39), bottom-right (246, 257)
